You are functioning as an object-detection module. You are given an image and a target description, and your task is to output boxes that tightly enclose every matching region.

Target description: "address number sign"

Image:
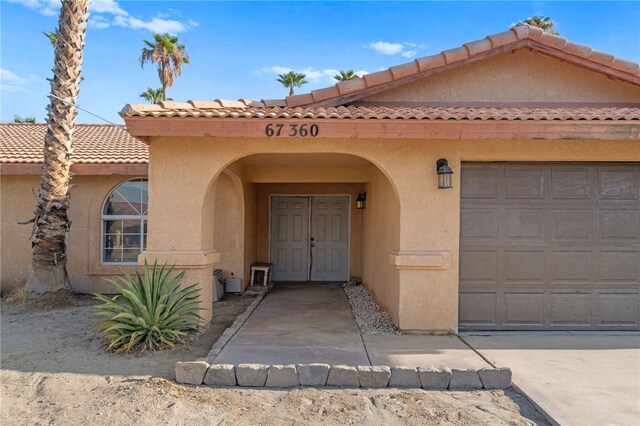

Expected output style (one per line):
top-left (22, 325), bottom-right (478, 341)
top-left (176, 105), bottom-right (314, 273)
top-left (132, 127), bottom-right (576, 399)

top-left (265, 123), bottom-right (319, 138)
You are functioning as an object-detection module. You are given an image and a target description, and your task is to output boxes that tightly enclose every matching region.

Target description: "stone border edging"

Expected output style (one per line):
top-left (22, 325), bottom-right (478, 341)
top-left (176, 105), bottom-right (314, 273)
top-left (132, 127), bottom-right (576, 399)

top-left (175, 362), bottom-right (512, 390)
top-left (203, 292), bottom-right (266, 364)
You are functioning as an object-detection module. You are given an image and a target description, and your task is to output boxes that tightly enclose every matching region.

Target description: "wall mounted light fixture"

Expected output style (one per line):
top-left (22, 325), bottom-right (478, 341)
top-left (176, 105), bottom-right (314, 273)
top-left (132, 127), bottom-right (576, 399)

top-left (436, 158), bottom-right (454, 189)
top-left (356, 192), bottom-right (366, 209)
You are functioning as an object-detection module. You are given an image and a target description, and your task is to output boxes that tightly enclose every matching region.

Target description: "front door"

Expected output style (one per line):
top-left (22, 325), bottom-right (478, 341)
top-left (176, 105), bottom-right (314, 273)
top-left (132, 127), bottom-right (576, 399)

top-left (270, 195), bottom-right (349, 282)
top-left (310, 196), bottom-right (349, 281)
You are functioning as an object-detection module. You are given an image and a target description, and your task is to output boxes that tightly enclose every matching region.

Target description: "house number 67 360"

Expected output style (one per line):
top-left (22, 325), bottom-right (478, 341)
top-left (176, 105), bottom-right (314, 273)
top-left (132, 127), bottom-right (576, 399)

top-left (265, 123), bottom-right (319, 137)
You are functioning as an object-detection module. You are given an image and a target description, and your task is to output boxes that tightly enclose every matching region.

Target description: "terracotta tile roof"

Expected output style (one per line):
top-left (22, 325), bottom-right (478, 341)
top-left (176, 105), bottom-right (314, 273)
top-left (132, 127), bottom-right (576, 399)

top-left (281, 24), bottom-right (640, 108)
top-left (120, 103), bottom-right (640, 121)
top-left (120, 24), bottom-right (640, 119)
top-left (0, 123), bottom-right (148, 164)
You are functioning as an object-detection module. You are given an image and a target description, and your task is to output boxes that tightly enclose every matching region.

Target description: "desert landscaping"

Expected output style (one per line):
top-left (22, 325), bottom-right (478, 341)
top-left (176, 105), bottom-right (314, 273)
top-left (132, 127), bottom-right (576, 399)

top-left (0, 295), bottom-right (549, 425)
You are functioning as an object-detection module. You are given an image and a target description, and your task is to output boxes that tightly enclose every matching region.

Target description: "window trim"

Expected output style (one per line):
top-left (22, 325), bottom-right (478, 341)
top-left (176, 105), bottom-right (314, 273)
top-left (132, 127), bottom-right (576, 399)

top-left (100, 178), bottom-right (148, 265)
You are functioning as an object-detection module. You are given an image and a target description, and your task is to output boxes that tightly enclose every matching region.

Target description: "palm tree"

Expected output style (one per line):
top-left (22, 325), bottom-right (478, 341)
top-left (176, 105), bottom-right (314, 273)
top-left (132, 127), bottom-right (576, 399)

top-left (139, 87), bottom-right (164, 104)
top-left (277, 71), bottom-right (308, 96)
top-left (27, 0), bottom-right (90, 294)
top-left (140, 33), bottom-right (189, 101)
top-left (334, 70), bottom-right (358, 82)
top-left (43, 30), bottom-right (58, 48)
top-left (520, 16), bottom-right (559, 35)
top-left (14, 115), bottom-right (37, 123)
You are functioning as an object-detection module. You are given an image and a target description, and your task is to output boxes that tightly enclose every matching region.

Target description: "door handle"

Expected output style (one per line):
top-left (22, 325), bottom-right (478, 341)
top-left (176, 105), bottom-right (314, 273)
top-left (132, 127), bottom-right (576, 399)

top-left (310, 237), bottom-right (315, 248)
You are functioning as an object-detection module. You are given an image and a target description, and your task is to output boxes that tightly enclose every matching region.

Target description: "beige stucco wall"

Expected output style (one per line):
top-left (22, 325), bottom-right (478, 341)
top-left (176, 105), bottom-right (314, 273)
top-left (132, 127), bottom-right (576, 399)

top-left (362, 167), bottom-right (400, 323)
top-left (243, 181), bottom-right (258, 288)
top-left (254, 183), bottom-right (365, 279)
top-left (1, 174), bottom-right (146, 294)
top-left (213, 171), bottom-right (245, 282)
top-left (362, 50), bottom-right (640, 103)
top-left (140, 135), bottom-right (640, 331)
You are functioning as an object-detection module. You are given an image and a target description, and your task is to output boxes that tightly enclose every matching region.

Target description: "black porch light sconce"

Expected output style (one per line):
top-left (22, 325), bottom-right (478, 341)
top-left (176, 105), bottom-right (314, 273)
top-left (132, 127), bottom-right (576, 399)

top-left (436, 158), bottom-right (454, 189)
top-left (356, 192), bottom-right (367, 209)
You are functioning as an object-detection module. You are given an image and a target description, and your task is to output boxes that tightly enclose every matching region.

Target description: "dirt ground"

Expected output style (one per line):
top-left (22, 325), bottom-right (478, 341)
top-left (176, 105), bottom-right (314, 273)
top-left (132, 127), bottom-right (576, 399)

top-left (0, 295), bottom-right (549, 426)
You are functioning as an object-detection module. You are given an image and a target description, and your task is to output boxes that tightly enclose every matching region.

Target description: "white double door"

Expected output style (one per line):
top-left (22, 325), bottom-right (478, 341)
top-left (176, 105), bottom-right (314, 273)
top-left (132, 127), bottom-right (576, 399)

top-left (270, 196), bottom-right (349, 282)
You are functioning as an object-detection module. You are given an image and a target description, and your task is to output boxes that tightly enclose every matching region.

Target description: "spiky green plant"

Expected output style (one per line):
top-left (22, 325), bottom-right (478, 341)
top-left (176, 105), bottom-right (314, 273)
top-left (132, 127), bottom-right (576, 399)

top-left (94, 260), bottom-right (202, 353)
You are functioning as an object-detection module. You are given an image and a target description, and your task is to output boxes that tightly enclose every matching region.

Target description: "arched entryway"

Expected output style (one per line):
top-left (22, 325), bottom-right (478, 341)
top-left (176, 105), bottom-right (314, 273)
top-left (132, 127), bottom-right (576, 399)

top-left (208, 152), bottom-right (401, 323)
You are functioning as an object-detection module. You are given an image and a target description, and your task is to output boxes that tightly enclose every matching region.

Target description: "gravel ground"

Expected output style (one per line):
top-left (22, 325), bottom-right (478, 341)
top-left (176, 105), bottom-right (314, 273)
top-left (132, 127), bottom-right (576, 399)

top-left (343, 283), bottom-right (399, 335)
top-left (1, 294), bottom-right (549, 425)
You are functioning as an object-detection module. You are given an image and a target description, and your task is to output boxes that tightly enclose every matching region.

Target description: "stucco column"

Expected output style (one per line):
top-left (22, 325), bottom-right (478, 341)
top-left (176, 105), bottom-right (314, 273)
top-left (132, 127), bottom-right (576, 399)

top-left (388, 152), bottom-right (462, 333)
top-left (140, 140), bottom-right (231, 324)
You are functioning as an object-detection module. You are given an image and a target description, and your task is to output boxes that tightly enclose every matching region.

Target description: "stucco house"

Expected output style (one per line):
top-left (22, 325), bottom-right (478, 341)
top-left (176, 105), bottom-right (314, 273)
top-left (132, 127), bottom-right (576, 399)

top-left (2, 25), bottom-right (639, 333)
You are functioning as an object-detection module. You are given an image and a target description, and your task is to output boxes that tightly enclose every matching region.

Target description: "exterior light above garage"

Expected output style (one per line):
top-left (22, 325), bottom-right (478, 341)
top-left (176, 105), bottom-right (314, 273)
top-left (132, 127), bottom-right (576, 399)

top-left (437, 158), bottom-right (454, 189)
top-left (356, 192), bottom-right (366, 209)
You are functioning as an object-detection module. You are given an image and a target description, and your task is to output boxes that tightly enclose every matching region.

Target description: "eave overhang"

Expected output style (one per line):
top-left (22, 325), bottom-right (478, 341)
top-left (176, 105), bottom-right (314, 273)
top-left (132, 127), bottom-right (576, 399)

top-left (1, 163), bottom-right (148, 176)
top-left (123, 116), bottom-right (640, 142)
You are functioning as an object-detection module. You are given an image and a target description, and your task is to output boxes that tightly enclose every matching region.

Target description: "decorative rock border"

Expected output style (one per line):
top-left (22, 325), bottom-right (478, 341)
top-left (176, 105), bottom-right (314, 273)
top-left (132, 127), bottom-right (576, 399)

top-left (175, 362), bottom-right (512, 390)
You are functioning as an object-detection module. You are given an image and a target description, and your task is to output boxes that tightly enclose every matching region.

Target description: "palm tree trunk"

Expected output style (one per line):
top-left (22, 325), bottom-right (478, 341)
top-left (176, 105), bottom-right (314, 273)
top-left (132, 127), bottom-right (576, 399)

top-left (27, 0), bottom-right (90, 294)
top-left (289, 87), bottom-right (294, 96)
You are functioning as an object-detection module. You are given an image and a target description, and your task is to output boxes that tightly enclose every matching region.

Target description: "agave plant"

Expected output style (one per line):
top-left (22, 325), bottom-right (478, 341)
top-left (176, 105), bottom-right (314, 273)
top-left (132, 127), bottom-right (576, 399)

top-left (94, 260), bottom-right (202, 353)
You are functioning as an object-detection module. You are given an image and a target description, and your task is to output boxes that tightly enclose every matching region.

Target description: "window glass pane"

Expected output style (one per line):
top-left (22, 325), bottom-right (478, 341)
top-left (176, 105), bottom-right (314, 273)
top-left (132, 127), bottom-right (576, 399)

top-left (104, 220), bottom-right (122, 234)
top-left (102, 179), bottom-right (148, 264)
top-left (122, 220), bottom-right (141, 234)
top-left (103, 179), bottom-right (148, 215)
top-left (122, 249), bottom-right (140, 263)
top-left (122, 234), bottom-right (141, 248)
top-left (103, 248), bottom-right (122, 263)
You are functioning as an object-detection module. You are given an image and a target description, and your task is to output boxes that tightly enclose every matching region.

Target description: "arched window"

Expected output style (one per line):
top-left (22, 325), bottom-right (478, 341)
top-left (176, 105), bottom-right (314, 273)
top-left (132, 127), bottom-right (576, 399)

top-left (101, 178), bottom-right (148, 264)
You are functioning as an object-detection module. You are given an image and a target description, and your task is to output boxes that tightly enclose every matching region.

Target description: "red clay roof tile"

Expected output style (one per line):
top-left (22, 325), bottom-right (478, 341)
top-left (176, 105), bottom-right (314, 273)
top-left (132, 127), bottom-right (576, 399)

top-left (463, 38), bottom-right (493, 55)
top-left (612, 58), bottom-right (640, 75)
top-left (120, 104), bottom-right (640, 122)
top-left (312, 86), bottom-right (341, 102)
top-left (389, 61), bottom-right (420, 80)
top-left (286, 93), bottom-right (315, 107)
top-left (538, 32), bottom-right (568, 50)
top-left (564, 41), bottom-right (593, 58)
top-left (1, 123), bottom-right (148, 164)
top-left (487, 29), bottom-right (519, 48)
top-left (188, 100), bottom-right (223, 109)
top-left (119, 25), bottom-right (640, 114)
top-left (159, 101), bottom-right (193, 109)
top-left (416, 53), bottom-right (447, 72)
top-left (363, 70), bottom-right (394, 88)
top-left (442, 46), bottom-right (469, 63)
top-left (270, 24), bottom-right (640, 108)
top-left (336, 78), bottom-right (367, 94)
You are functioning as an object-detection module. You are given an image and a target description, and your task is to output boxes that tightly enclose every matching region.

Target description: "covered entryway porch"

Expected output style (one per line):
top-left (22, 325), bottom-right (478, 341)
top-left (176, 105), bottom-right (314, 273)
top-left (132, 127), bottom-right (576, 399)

top-left (210, 153), bottom-right (387, 289)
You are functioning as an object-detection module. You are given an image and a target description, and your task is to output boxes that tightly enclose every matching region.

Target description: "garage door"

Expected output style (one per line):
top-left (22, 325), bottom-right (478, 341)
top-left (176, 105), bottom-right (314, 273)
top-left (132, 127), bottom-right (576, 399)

top-left (459, 163), bottom-right (640, 331)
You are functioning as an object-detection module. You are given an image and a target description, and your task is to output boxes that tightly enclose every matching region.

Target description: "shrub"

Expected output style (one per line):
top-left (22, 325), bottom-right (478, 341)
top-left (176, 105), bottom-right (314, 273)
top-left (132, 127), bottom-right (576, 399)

top-left (94, 260), bottom-right (202, 353)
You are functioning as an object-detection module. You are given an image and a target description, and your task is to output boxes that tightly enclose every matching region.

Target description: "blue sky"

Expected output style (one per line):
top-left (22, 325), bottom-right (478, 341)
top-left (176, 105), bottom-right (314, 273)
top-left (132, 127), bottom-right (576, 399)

top-left (1, 1), bottom-right (639, 124)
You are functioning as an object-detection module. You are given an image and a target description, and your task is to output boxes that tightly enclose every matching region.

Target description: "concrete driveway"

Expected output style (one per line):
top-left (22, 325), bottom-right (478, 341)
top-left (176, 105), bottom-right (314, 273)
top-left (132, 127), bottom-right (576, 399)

top-left (462, 334), bottom-right (640, 426)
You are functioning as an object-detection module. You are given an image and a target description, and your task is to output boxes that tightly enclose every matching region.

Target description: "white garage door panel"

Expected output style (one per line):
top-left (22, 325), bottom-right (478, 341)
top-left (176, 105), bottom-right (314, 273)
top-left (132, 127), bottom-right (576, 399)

top-left (460, 163), bottom-right (640, 331)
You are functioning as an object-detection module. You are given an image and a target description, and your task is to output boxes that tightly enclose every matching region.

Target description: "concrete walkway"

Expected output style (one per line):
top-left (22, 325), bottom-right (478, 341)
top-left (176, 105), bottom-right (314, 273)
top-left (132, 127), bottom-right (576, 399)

top-left (214, 284), bottom-right (489, 369)
top-left (463, 334), bottom-right (640, 426)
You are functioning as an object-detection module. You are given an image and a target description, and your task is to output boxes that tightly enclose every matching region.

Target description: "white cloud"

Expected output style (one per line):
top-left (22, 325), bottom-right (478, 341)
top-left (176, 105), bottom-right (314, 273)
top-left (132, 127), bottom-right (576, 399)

top-left (368, 41), bottom-right (404, 56)
top-left (261, 66), bottom-right (293, 75)
top-left (0, 68), bottom-right (38, 93)
top-left (10, 0), bottom-right (193, 34)
top-left (367, 41), bottom-right (428, 58)
top-left (355, 70), bottom-right (369, 77)
top-left (1, 68), bottom-right (30, 85)
top-left (91, 0), bottom-right (126, 16)
top-left (7, 0), bottom-right (59, 16)
top-left (89, 15), bottom-right (111, 29)
top-left (114, 15), bottom-right (188, 34)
